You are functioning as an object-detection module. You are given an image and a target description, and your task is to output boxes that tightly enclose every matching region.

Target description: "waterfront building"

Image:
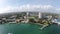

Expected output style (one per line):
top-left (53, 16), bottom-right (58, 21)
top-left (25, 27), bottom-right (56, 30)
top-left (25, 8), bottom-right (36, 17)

top-left (26, 12), bottom-right (42, 19)
top-left (38, 12), bottom-right (42, 18)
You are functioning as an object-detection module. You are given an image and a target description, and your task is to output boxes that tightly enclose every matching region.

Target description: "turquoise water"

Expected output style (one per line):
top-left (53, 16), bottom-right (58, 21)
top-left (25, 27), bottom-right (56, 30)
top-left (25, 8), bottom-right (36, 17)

top-left (57, 18), bottom-right (60, 22)
top-left (0, 23), bottom-right (60, 34)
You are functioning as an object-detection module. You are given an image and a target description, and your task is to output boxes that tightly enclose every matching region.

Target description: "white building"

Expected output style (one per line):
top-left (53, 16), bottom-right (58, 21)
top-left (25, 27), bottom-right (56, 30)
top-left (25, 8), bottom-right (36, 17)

top-left (38, 12), bottom-right (42, 18)
top-left (26, 12), bottom-right (42, 19)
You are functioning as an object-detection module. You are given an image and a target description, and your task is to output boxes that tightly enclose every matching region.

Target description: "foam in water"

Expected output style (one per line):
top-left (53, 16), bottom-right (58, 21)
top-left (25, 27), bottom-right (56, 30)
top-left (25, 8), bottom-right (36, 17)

top-left (8, 33), bottom-right (13, 34)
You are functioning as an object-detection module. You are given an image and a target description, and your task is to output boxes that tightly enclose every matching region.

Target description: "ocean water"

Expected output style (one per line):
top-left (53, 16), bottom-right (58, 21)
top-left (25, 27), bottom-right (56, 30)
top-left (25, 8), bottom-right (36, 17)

top-left (57, 18), bottom-right (60, 22)
top-left (0, 23), bottom-right (60, 34)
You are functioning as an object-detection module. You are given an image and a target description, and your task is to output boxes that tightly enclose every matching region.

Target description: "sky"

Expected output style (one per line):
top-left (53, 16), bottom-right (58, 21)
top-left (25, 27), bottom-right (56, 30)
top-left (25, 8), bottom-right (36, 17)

top-left (0, 0), bottom-right (60, 14)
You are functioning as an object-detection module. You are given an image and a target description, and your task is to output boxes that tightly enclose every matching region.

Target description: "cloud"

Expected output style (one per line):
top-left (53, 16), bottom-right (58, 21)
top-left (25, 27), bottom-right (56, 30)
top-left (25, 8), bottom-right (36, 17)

top-left (56, 8), bottom-right (60, 11)
top-left (18, 4), bottom-right (54, 11)
top-left (0, 4), bottom-right (60, 14)
top-left (55, 8), bottom-right (60, 14)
